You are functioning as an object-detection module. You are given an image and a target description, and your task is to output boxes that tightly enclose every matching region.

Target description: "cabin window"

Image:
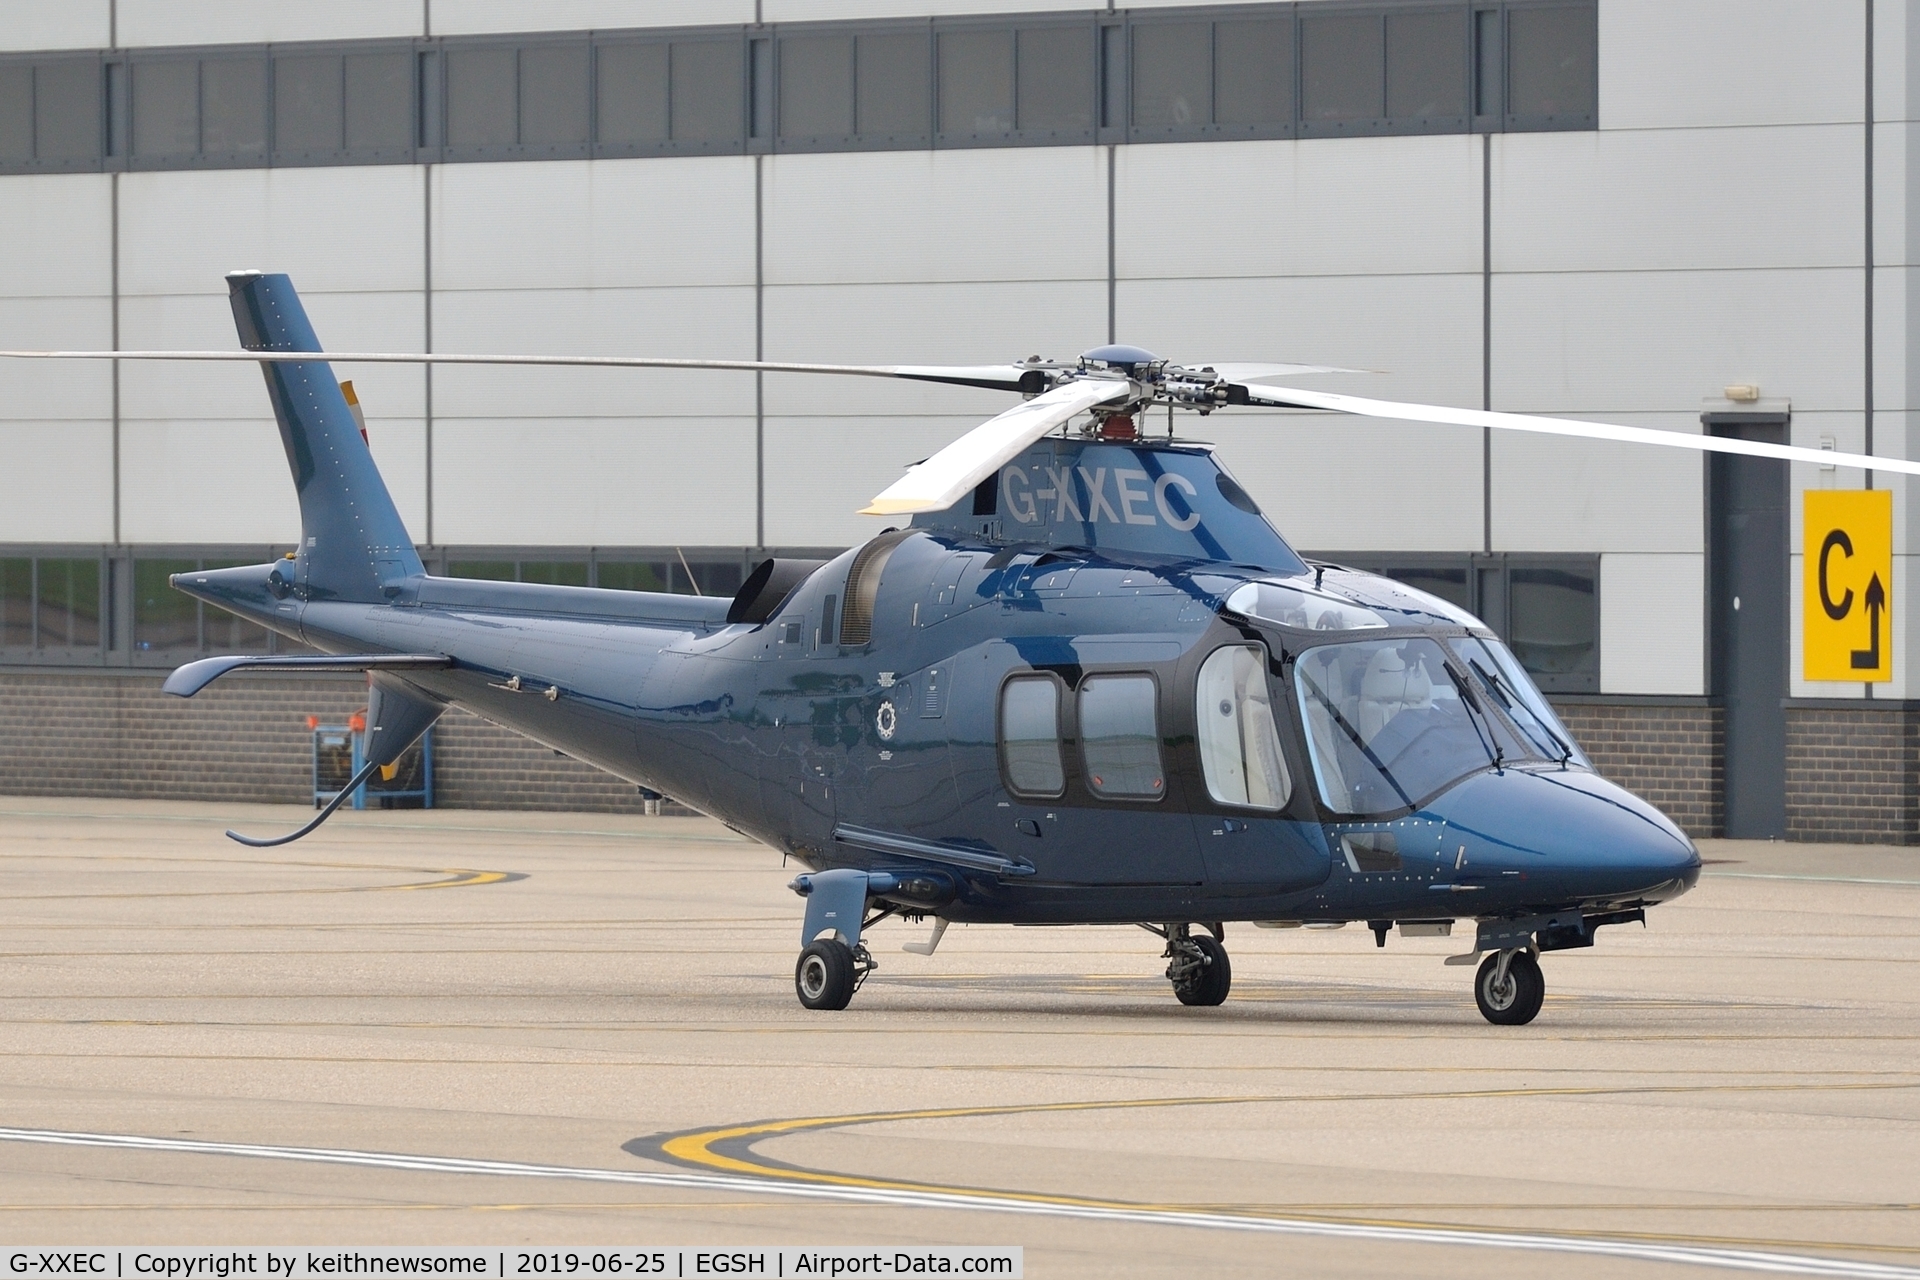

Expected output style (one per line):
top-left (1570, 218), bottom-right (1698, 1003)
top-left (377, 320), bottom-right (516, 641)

top-left (1196, 645), bottom-right (1290, 810)
top-left (999, 676), bottom-right (1064, 796)
top-left (1079, 674), bottom-right (1164, 800)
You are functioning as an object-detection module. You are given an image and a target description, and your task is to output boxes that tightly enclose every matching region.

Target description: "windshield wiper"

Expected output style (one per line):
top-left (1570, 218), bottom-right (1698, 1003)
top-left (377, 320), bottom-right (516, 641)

top-left (1469, 657), bottom-right (1573, 765)
top-left (1444, 665), bottom-right (1503, 771)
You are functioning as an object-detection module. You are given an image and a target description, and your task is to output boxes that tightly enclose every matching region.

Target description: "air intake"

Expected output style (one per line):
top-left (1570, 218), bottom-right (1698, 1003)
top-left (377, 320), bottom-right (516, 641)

top-left (837, 530), bottom-right (913, 647)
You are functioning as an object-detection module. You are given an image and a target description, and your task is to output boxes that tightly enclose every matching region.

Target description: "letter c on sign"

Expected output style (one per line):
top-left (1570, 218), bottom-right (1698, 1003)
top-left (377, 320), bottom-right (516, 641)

top-left (1819, 528), bottom-right (1854, 620)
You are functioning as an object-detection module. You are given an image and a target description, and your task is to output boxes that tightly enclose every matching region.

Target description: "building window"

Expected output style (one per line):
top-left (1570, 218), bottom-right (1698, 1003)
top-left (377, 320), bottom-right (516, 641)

top-left (0, 2), bottom-right (1599, 175)
top-left (133, 558), bottom-right (199, 653)
top-left (1310, 552), bottom-right (1600, 694)
top-left (0, 557), bottom-right (29, 647)
top-left (1506, 3), bottom-right (1598, 125)
top-left (1506, 563), bottom-right (1598, 687)
top-left (0, 556), bottom-right (104, 656)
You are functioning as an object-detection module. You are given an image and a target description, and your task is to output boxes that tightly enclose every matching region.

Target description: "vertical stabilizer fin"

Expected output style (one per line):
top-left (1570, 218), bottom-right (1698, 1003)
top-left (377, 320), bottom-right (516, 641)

top-left (226, 271), bottom-right (421, 602)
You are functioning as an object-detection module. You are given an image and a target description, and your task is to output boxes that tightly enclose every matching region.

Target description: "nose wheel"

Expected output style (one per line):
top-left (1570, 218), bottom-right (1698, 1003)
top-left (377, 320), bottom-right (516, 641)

top-left (1474, 949), bottom-right (1544, 1025)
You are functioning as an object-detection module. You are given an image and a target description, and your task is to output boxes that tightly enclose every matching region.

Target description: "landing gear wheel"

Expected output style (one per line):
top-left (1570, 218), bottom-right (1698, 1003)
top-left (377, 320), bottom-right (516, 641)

top-left (1172, 934), bottom-right (1232, 1007)
top-left (795, 939), bottom-right (857, 1011)
top-left (1474, 949), bottom-right (1544, 1025)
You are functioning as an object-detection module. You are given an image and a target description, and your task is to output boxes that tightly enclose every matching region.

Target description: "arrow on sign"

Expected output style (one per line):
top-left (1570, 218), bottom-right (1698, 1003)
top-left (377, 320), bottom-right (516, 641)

top-left (1850, 573), bottom-right (1885, 670)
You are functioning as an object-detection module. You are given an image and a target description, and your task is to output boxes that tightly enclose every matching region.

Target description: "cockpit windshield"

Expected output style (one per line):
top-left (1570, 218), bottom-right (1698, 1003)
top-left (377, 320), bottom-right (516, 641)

top-left (1448, 635), bottom-right (1590, 768)
top-left (1294, 636), bottom-right (1550, 815)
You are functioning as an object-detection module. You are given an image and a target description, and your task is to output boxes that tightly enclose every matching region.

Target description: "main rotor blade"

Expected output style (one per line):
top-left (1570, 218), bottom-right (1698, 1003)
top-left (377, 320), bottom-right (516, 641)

top-left (1235, 383), bottom-right (1920, 478)
top-left (861, 379), bottom-right (1133, 516)
top-left (0, 347), bottom-right (1042, 390)
top-left (1207, 362), bottom-right (1369, 382)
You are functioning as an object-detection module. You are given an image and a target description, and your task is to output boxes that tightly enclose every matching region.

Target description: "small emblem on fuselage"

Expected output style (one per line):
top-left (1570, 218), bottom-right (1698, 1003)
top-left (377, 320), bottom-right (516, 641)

top-left (876, 700), bottom-right (898, 740)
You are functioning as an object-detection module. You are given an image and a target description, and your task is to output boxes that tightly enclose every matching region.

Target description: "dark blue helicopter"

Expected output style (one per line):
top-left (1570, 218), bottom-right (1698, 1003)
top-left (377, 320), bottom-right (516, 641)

top-left (63, 268), bottom-right (1910, 1026)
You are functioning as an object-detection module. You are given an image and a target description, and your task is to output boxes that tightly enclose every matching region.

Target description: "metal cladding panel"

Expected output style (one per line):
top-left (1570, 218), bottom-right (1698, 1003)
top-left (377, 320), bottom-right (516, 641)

top-left (1601, 0), bottom-right (1864, 130)
top-left (0, 175), bottom-right (111, 296)
top-left (0, 421), bottom-right (113, 541)
top-left (0, 295), bottom-right (112, 420)
top-left (760, 278), bottom-right (1105, 416)
top-left (428, 416), bottom-right (757, 545)
top-left (763, 414), bottom-right (979, 548)
top-left (763, 147), bottom-right (1106, 286)
top-left (1117, 135), bottom-right (1481, 279)
top-left (431, 1), bottom-right (752, 37)
top-left (119, 289), bottom-right (427, 420)
top-left (1875, 264), bottom-right (1910, 412)
top-left (118, 166), bottom-right (426, 297)
top-left (1875, 123), bottom-right (1915, 268)
top-left (1199, 410), bottom-right (1482, 553)
top-left (1870, 413), bottom-right (1920, 554)
top-left (1493, 126), bottom-right (1862, 274)
top-left (432, 159), bottom-right (756, 292)
top-left (1489, 415), bottom-right (1703, 553)
top-left (1491, 268), bottom-right (1865, 415)
top-left (0, 2), bottom-right (110, 51)
top-left (1117, 272), bottom-right (1483, 407)
top-left (428, 285), bottom-right (758, 418)
top-left (1599, 554), bottom-right (1705, 696)
top-left (115, 0), bottom-right (422, 45)
top-left (361, 415), bottom-right (427, 543)
top-left (1785, 408), bottom-right (1869, 552)
top-left (119, 417), bottom-right (301, 543)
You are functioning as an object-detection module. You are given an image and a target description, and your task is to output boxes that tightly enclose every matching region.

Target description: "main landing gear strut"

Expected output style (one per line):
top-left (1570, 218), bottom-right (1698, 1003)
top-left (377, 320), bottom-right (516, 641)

top-left (1145, 923), bottom-right (1231, 1007)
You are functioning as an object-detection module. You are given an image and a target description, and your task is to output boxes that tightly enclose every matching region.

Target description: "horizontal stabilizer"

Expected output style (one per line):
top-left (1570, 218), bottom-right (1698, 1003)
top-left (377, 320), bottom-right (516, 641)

top-left (163, 653), bottom-right (452, 698)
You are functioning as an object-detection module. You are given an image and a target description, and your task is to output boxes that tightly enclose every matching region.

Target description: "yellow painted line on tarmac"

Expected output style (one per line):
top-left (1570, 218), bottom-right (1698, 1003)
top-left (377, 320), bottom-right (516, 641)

top-left (10, 865), bottom-right (524, 898)
top-left (659, 1082), bottom-right (1920, 1249)
top-left (374, 868), bottom-right (517, 891)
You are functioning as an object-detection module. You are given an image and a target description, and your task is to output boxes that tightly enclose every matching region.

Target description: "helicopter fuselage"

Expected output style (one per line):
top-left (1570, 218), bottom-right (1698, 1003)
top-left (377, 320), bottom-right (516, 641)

top-left (183, 435), bottom-right (1700, 934)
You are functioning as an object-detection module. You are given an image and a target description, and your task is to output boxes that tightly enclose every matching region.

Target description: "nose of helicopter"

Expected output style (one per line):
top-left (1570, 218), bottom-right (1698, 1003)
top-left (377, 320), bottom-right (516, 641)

top-left (1428, 768), bottom-right (1702, 906)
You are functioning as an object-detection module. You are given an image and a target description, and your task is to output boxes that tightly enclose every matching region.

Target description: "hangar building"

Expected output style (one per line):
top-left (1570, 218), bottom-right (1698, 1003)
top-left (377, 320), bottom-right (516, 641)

top-left (0, 0), bottom-right (1910, 840)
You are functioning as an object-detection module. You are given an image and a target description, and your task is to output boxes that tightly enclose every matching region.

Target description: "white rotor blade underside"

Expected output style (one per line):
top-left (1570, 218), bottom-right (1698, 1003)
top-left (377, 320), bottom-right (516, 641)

top-left (0, 348), bottom-right (1044, 390)
top-left (1238, 383), bottom-right (1920, 479)
top-left (1207, 362), bottom-right (1369, 382)
top-left (861, 379), bottom-right (1133, 516)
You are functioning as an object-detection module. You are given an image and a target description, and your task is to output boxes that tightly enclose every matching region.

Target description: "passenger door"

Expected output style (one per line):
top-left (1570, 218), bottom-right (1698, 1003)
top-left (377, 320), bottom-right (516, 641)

top-left (1189, 642), bottom-right (1331, 891)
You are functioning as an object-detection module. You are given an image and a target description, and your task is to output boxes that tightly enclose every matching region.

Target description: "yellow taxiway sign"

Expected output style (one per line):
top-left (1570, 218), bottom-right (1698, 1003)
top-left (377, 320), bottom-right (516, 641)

top-left (1803, 489), bottom-right (1892, 682)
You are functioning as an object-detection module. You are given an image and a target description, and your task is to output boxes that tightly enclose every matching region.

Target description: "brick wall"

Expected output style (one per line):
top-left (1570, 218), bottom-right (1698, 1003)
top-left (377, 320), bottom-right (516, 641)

top-left (0, 671), bottom-right (662, 814)
top-left (1784, 704), bottom-right (1920, 844)
top-left (1549, 700), bottom-right (1723, 838)
top-left (10, 672), bottom-right (1915, 842)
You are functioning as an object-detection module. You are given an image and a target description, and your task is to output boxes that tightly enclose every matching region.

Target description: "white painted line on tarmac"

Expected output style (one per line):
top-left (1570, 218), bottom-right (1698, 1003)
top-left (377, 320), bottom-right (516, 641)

top-left (1711, 872), bottom-right (1920, 888)
top-left (2, 1125), bottom-right (1916, 1278)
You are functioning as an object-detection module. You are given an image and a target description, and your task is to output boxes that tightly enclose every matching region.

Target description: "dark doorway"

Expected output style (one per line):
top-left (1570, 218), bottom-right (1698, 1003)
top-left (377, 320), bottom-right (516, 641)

top-left (1706, 413), bottom-right (1789, 838)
